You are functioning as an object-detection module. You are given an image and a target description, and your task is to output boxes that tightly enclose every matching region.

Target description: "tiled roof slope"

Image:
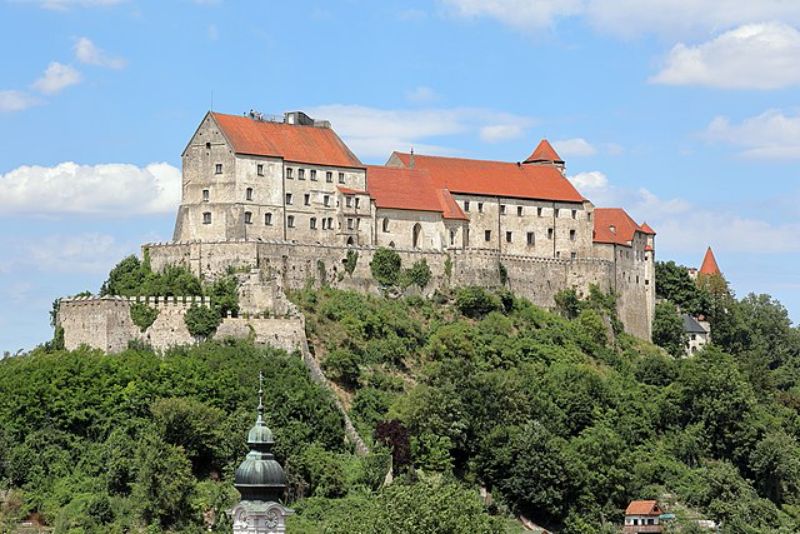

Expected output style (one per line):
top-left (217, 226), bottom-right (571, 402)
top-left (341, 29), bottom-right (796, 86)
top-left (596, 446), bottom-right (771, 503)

top-left (593, 208), bottom-right (651, 247)
top-left (699, 247), bottom-right (721, 275)
top-left (390, 152), bottom-right (584, 203)
top-left (211, 112), bottom-right (363, 168)
top-left (524, 139), bottom-right (564, 164)
top-left (625, 500), bottom-right (662, 516)
top-left (366, 166), bottom-right (467, 220)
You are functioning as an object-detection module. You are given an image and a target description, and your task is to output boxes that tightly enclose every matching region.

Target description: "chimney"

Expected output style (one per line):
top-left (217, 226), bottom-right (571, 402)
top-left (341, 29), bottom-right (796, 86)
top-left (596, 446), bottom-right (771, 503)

top-left (409, 147), bottom-right (415, 169)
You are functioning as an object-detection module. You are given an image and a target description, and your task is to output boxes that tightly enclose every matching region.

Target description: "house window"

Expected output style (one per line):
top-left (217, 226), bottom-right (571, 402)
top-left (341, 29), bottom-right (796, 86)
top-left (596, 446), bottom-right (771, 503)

top-left (202, 189), bottom-right (209, 202)
top-left (338, 172), bottom-right (345, 184)
top-left (382, 218), bottom-right (389, 232)
top-left (215, 163), bottom-right (222, 174)
top-left (485, 230), bottom-right (491, 241)
top-left (346, 196), bottom-right (353, 208)
top-left (265, 212), bottom-right (273, 225)
top-left (244, 211), bottom-right (252, 224)
top-left (257, 164), bottom-right (264, 176)
top-left (478, 202), bottom-right (484, 213)
top-left (326, 171), bottom-right (333, 183)
top-left (286, 193), bottom-right (293, 205)
top-left (286, 168), bottom-right (293, 179)
top-left (506, 231), bottom-right (512, 243)
top-left (310, 217), bottom-right (317, 229)
top-left (570, 229), bottom-right (576, 241)
top-left (310, 170), bottom-right (317, 181)
top-left (571, 209), bottom-right (577, 219)
top-left (287, 215), bottom-right (295, 228)
top-left (246, 187), bottom-right (253, 201)
top-left (203, 212), bottom-right (211, 224)
top-left (347, 218), bottom-right (354, 230)
top-left (464, 201), bottom-right (470, 212)
top-left (548, 228), bottom-right (554, 239)
top-left (298, 169), bottom-right (305, 180)
top-left (527, 232), bottom-right (535, 246)
top-left (517, 206), bottom-right (523, 216)
top-left (537, 207), bottom-right (543, 217)
top-left (500, 204), bottom-right (506, 215)
top-left (571, 252), bottom-right (577, 260)
top-left (304, 193), bottom-right (310, 206)
top-left (324, 195), bottom-right (331, 207)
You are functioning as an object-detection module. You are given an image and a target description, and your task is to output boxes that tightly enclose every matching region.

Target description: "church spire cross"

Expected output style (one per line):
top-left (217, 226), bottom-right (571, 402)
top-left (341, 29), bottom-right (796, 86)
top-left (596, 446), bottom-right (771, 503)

top-left (257, 370), bottom-right (264, 422)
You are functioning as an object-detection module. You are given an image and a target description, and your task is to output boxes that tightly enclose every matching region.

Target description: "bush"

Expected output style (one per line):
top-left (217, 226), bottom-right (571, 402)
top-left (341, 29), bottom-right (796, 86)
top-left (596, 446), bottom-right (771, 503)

top-left (370, 248), bottom-right (402, 286)
top-left (344, 250), bottom-right (358, 276)
top-left (403, 259), bottom-right (432, 289)
top-left (130, 303), bottom-right (159, 333)
top-left (455, 287), bottom-right (501, 318)
top-left (184, 305), bottom-right (220, 338)
top-left (323, 349), bottom-right (363, 387)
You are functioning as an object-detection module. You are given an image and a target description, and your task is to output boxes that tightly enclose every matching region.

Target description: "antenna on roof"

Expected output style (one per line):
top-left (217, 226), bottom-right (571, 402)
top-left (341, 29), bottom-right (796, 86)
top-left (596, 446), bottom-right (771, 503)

top-left (409, 147), bottom-right (415, 169)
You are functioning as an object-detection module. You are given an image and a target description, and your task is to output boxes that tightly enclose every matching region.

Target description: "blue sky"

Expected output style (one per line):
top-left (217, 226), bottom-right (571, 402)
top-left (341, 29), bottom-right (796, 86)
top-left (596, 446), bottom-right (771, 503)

top-left (2, 0), bottom-right (800, 352)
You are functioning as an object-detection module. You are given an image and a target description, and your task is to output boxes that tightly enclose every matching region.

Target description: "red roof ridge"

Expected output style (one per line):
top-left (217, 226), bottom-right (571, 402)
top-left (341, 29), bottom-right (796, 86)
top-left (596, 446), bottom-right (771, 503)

top-left (524, 139), bottom-right (563, 164)
top-left (699, 246), bottom-right (721, 275)
top-left (392, 150), bottom-right (526, 167)
top-left (625, 500), bottom-right (662, 516)
top-left (640, 222), bottom-right (656, 235)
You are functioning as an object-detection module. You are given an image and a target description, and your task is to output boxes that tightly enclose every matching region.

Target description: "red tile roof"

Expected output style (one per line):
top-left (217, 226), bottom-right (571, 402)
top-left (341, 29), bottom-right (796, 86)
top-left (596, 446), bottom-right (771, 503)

top-left (640, 222), bottom-right (656, 235)
top-left (524, 139), bottom-right (564, 164)
top-left (644, 244), bottom-right (654, 252)
top-left (366, 166), bottom-right (467, 220)
top-left (625, 500), bottom-right (662, 516)
top-left (593, 208), bottom-right (648, 247)
top-left (337, 186), bottom-right (369, 196)
top-left (390, 152), bottom-right (583, 203)
top-left (699, 247), bottom-right (721, 275)
top-left (210, 112), bottom-right (363, 168)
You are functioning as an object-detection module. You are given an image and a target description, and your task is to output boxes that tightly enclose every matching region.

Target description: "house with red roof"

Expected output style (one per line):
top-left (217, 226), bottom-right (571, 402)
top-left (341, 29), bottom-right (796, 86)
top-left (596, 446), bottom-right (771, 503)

top-left (623, 500), bottom-right (666, 533)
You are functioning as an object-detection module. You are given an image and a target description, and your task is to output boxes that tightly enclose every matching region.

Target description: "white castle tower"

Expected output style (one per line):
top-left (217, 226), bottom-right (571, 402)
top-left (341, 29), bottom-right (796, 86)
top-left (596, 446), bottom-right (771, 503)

top-left (230, 372), bottom-right (293, 533)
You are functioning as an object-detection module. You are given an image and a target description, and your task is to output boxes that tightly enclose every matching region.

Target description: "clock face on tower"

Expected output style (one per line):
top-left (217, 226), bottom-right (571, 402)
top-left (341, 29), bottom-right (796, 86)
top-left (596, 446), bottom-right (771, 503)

top-left (265, 509), bottom-right (280, 528)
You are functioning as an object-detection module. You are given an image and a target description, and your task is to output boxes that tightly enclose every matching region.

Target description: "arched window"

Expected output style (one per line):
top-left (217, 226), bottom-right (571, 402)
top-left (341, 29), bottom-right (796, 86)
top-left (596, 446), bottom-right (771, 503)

top-left (388, 241), bottom-right (395, 248)
top-left (382, 218), bottom-right (389, 233)
top-left (412, 223), bottom-right (422, 249)
top-left (246, 187), bottom-right (253, 201)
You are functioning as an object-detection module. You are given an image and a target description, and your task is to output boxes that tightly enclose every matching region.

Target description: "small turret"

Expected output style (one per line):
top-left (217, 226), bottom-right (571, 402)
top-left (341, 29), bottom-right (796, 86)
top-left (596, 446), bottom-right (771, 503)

top-left (523, 139), bottom-right (565, 174)
top-left (699, 246), bottom-right (721, 276)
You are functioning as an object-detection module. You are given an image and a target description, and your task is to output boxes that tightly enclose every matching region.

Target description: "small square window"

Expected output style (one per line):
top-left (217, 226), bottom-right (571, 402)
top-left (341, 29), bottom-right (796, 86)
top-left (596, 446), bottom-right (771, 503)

top-left (287, 215), bottom-right (295, 228)
top-left (265, 212), bottom-right (273, 225)
top-left (527, 232), bottom-right (534, 246)
top-left (464, 201), bottom-right (470, 212)
top-left (548, 228), bottom-right (554, 239)
top-left (571, 209), bottom-right (577, 219)
top-left (286, 168), bottom-right (293, 179)
top-left (203, 212), bottom-right (211, 224)
top-left (257, 164), bottom-right (264, 176)
top-left (346, 196), bottom-right (352, 208)
top-left (500, 205), bottom-right (506, 215)
top-left (517, 206), bottom-right (523, 216)
top-left (485, 230), bottom-right (491, 241)
top-left (310, 170), bottom-right (317, 181)
top-left (570, 229), bottom-right (576, 241)
top-left (338, 172), bottom-right (345, 184)
top-left (202, 189), bottom-right (209, 202)
top-left (347, 218), bottom-right (354, 230)
top-left (215, 163), bottom-right (223, 174)
top-left (286, 193), bottom-right (293, 205)
top-left (506, 231), bottom-right (512, 243)
top-left (478, 202), bottom-right (484, 213)
top-left (326, 171), bottom-right (333, 183)
top-left (246, 187), bottom-right (253, 201)
top-left (244, 211), bottom-right (252, 224)
top-left (324, 195), bottom-right (330, 207)
top-left (537, 207), bottom-right (543, 217)
top-left (298, 169), bottom-right (305, 180)
top-left (304, 193), bottom-right (310, 206)
top-left (571, 252), bottom-right (577, 260)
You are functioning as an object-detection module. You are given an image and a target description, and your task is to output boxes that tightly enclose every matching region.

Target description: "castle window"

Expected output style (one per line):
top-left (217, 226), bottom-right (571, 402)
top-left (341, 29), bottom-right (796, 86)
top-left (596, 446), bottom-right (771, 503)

top-left (517, 206), bottom-right (523, 216)
top-left (205, 142), bottom-right (211, 149)
top-left (244, 211), bottom-right (252, 224)
top-left (310, 217), bottom-right (317, 229)
top-left (324, 195), bottom-right (331, 207)
top-left (571, 252), bottom-right (577, 260)
top-left (570, 229), bottom-right (576, 241)
top-left (265, 212), bottom-right (273, 225)
top-left (298, 169), bottom-right (305, 180)
top-left (355, 197), bottom-right (360, 209)
top-left (450, 230), bottom-right (456, 245)
top-left (202, 189), bottom-right (209, 202)
top-left (346, 196), bottom-right (353, 208)
top-left (537, 207), bottom-right (543, 217)
top-left (506, 231), bottom-right (512, 243)
top-left (286, 168), bottom-right (293, 179)
top-left (215, 163), bottom-right (222, 174)
top-left (328, 217), bottom-right (333, 229)
top-left (310, 170), bottom-right (317, 181)
top-left (257, 164), bottom-right (264, 176)
top-left (527, 232), bottom-right (535, 246)
top-left (347, 218), bottom-right (354, 230)
top-left (246, 187), bottom-right (253, 201)
top-left (464, 201), bottom-right (470, 212)
top-left (326, 171), bottom-right (333, 183)
top-left (287, 215), bottom-right (295, 228)
top-left (304, 193), bottom-right (310, 206)
top-left (478, 202), bottom-right (484, 213)
top-left (588, 212), bottom-right (592, 221)
top-left (555, 208), bottom-right (560, 218)
top-left (556, 251), bottom-right (561, 258)
top-left (338, 172), bottom-right (345, 184)
top-left (203, 212), bottom-right (211, 224)
top-left (571, 209), bottom-right (577, 219)
top-left (485, 230), bottom-right (491, 241)
top-left (548, 228), bottom-right (554, 239)
top-left (322, 218), bottom-right (328, 230)
top-left (382, 218), bottom-right (389, 232)
top-left (286, 193), bottom-right (293, 205)
top-left (500, 204), bottom-right (506, 215)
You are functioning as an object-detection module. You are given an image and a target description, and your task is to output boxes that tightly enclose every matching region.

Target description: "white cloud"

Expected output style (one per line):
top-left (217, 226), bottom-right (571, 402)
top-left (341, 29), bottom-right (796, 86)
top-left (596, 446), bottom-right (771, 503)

top-left (651, 23), bottom-right (800, 89)
top-left (569, 170), bottom-right (607, 191)
top-left (703, 110), bottom-right (800, 159)
top-left (553, 137), bottom-right (597, 157)
top-left (23, 233), bottom-right (132, 274)
top-left (405, 86), bottom-right (438, 104)
top-left (0, 90), bottom-right (41, 112)
top-left (0, 161), bottom-right (181, 215)
top-left (74, 37), bottom-right (126, 69)
top-left (306, 104), bottom-right (534, 159)
top-left (442, 0), bottom-right (800, 38)
top-left (31, 62), bottom-right (81, 95)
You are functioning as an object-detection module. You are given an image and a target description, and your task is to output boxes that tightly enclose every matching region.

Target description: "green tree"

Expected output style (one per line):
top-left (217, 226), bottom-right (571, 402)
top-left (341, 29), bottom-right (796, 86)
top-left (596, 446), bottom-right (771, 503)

top-left (653, 301), bottom-right (687, 357)
top-left (184, 305), bottom-right (221, 338)
top-left (130, 303), bottom-right (159, 332)
top-left (655, 261), bottom-right (709, 315)
top-left (370, 247), bottom-right (402, 286)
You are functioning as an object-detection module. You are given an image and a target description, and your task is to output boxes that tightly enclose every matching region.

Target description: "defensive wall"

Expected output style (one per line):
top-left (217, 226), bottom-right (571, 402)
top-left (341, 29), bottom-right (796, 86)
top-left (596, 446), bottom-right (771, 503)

top-left (142, 238), bottom-right (648, 339)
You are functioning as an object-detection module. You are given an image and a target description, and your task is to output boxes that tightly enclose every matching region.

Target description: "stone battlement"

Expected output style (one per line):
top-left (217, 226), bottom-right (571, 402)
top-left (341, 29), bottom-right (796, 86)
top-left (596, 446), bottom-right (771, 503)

top-left (60, 295), bottom-right (211, 308)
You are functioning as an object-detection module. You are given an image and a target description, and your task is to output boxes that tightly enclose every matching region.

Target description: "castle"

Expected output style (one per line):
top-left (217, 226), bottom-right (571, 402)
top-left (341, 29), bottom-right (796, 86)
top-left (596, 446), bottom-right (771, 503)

top-left (58, 109), bottom-right (656, 351)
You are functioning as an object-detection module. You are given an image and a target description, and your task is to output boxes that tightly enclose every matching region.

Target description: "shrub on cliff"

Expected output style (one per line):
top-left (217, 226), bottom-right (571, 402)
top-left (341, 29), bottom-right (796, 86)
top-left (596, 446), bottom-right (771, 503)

top-left (402, 259), bottom-right (432, 290)
top-left (455, 286), bottom-right (502, 318)
top-left (184, 305), bottom-right (220, 338)
top-left (653, 301), bottom-right (687, 357)
top-left (370, 248), bottom-right (402, 287)
top-left (101, 255), bottom-right (201, 297)
top-left (130, 303), bottom-right (159, 333)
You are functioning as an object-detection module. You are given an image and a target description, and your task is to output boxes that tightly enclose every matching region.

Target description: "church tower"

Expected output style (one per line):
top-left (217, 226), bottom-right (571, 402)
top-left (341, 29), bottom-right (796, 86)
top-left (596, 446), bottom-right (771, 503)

top-left (230, 372), bottom-right (292, 533)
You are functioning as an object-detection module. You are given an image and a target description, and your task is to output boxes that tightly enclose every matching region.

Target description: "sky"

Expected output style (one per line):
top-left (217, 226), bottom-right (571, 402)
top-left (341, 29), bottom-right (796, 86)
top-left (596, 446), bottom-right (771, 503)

top-left (2, 0), bottom-right (800, 352)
